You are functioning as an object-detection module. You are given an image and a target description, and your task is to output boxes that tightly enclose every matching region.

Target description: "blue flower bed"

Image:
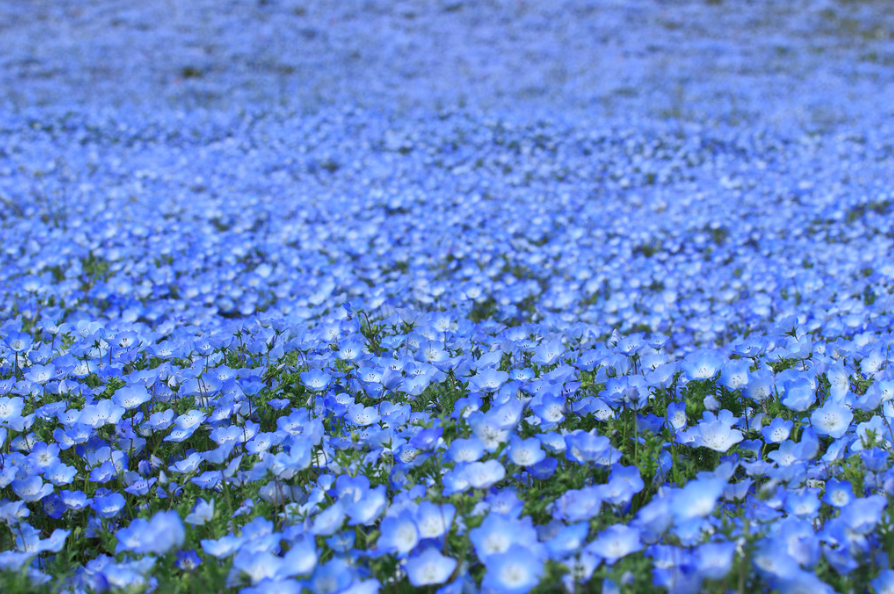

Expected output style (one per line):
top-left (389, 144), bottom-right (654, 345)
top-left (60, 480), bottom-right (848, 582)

top-left (2, 1), bottom-right (894, 593)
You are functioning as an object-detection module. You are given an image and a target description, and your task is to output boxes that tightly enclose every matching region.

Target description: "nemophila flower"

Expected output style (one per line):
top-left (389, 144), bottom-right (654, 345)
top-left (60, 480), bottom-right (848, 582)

top-left (784, 488), bottom-right (820, 518)
top-left (376, 515), bottom-right (418, 557)
top-left (838, 495), bottom-right (887, 534)
top-left (542, 521), bottom-right (589, 559)
top-left (634, 496), bottom-right (672, 538)
top-left (821, 478), bottom-right (854, 508)
top-left (78, 400), bottom-right (125, 429)
top-left (92, 492), bottom-right (126, 519)
top-left (585, 525), bottom-right (642, 565)
top-left (15, 524), bottom-right (69, 554)
top-left (175, 549), bottom-right (202, 572)
top-left (405, 547), bottom-right (457, 587)
top-left (11, 475), bottom-right (54, 503)
top-left (116, 510), bottom-right (185, 555)
top-left (530, 393), bottom-right (566, 425)
top-left (810, 400), bottom-right (853, 439)
top-left (861, 446), bottom-right (889, 471)
top-left (792, 426), bottom-right (819, 462)
top-left (679, 411), bottom-right (742, 452)
top-left (470, 514), bottom-right (539, 561)
top-left (743, 367), bottom-right (774, 403)
top-left (780, 377), bottom-right (816, 412)
top-left (111, 385), bottom-right (151, 410)
top-left (0, 396), bottom-right (25, 426)
top-left (0, 500), bottom-right (29, 524)
top-left (665, 401), bottom-right (687, 432)
top-left (346, 403), bottom-right (380, 427)
top-left (5, 331), bottom-right (32, 353)
top-left (564, 430), bottom-right (612, 465)
top-left (531, 338), bottom-right (565, 366)
top-left (468, 413), bottom-right (510, 451)
top-left (202, 535), bottom-right (244, 559)
top-left (28, 441), bottom-right (60, 470)
top-left (507, 435), bottom-right (546, 467)
top-left (446, 436), bottom-right (485, 463)
top-left (850, 384), bottom-right (883, 411)
top-left (488, 399), bottom-right (526, 431)
top-left (410, 426), bottom-right (443, 451)
top-left (552, 486), bottom-right (603, 522)
top-left (528, 457), bottom-right (558, 480)
top-left (602, 465), bottom-right (644, 507)
top-left (681, 349), bottom-right (725, 381)
top-left (24, 364), bottom-right (54, 385)
top-left (231, 550), bottom-right (282, 585)
top-left (346, 484), bottom-right (387, 526)
top-left (415, 502), bottom-right (455, 539)
top-left (452, 395), bottom-right (482, 419)
top-left (308, 558), bottom-right (354, 594)
top-left (60, 489), bottom-right (91, 511)
top-left (486, 489), bottom-right (524, 518)
top-left (852, 415), bottom-right (889, 451)
top-left (185, 497), bottom-right (215, 525)
top-left (719, 358), bottom-right (750, 390)
top-left (671, 477), bottom-right (726, 523)
top-left (464, 459), bottom-right (506, 490)
top-left (761, 417), bottom-right (792, 444)
top-left (872, 570), bottom-right (894, 594)
top-left (90, 460), bottom-right (120, 484)
top-left (310, 502), bottom-right (346, 537)
top-left (469, 368), bottom-right (510, 392)
top-left (482, 544), bottom-right (543, 594)
top-left (769, 570), bottom-right (839, 594)
top-left (301, 369), bottom-right (331, 392)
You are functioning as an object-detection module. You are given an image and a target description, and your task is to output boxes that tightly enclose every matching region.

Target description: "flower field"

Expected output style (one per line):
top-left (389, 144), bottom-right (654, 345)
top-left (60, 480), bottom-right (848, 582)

top-left (2, 1), bottom-right (894, 593)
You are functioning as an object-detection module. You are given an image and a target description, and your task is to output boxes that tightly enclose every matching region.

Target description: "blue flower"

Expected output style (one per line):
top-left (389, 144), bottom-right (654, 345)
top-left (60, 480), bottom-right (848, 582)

top-left (671, 477), bottom-right (726, 523)
top-left (585, 524), bottom-right (642, 565)
top-left (872, 569), bottom-right (894, 594)
top-left (185, 497), bottom-right (215, 526)
top-left (507, 435), bottom-right (546, 467)
top-left (531, 339), bottom-right (565, 367)
top-left (347, 484), bottom-right (387, 526)
top-left (111, 385), bottom-right (151, 410)
top-left (821, 478), bottom-right (854, 508)
top-left (602, 465), bottom-right (644, 507)
top-left (719, 359), bottom-right (750, 390)
top-left (530, 393), bottom-right (566, 425)
top-left (470, 514), bottom-right (538, 562)
top-left (405, 547), bottom-right (457, 587)
top-left (464, 459), bottom-right (506, 490)
top-left (761, 417), bottom-right (793, 444)
top-left (308, 558), bottom-right (354, 594)
top-left (11, 475), bottom-right (54, 503)
top-left (544, 522), bottom-right (589, 559)
top-left (92, 492), bottom-right (127, 519)
top-left (780, 377), bottom-right (815, 412)
top-left (446, 436), bottom-right (485, 463)
top-left (838, 495), bottom-right (887, 535)
top-left (810, 401), bottom-right (853, 439)
top-left (481, 544), bottom-right (543, 594)
top-left (680, 349), bottom-right (725, 382)
top-left (116, 510), bottom-right (184, 555)
top-left (415, 501), bottom-right (455, 539)
top-left (679, 411), bottom-right (743, 452)
top-left (301, 369), bottom-right (331, 392)
top-left (376, 515), bottom-right (419, 557)
top-left (468, 368), bottom-right (510, 392)
top-left (175, 550), bottom-right (202, 572)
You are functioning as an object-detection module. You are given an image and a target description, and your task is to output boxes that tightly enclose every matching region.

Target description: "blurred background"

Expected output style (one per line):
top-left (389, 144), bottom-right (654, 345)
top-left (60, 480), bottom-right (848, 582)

top-left (2, 0), bottom-right (893, 128)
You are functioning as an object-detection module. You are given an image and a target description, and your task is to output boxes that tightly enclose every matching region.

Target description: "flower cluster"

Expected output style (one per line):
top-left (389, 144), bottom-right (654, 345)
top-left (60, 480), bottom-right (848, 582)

top-left (2, 1), bottom-right (894, 593)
